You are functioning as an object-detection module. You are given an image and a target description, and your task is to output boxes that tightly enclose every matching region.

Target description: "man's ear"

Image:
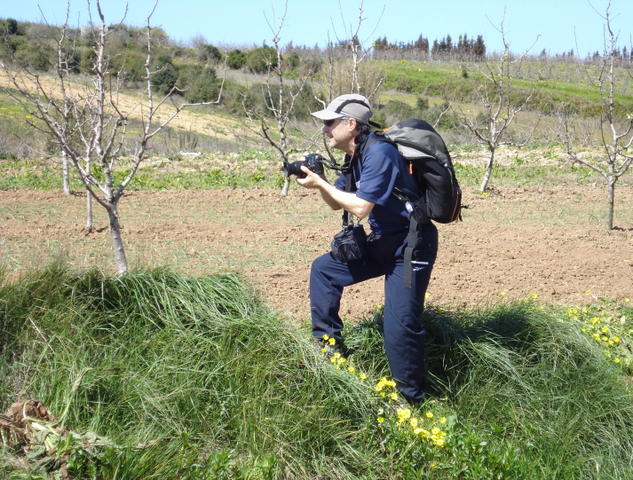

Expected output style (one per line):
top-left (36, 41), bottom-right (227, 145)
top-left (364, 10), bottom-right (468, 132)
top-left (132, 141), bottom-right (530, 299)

top-left (347, 117), bottom-right (358, 132)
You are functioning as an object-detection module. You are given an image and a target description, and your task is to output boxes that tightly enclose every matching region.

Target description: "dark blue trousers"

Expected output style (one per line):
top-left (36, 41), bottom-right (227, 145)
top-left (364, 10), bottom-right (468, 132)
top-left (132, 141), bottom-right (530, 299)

top-left (310, 222), bottom-right (438, 402)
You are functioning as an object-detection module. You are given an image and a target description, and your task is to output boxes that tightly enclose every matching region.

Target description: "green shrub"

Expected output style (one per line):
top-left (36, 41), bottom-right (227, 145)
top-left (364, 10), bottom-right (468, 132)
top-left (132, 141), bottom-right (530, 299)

top-left (184, 67), bottom-right (219, 103)
top-left (198, 43), bottom-right (222, 64)
top-left (109, 49), bottom-right (146, 82)
top-left (226, 49), bottom-right (246, 69)
top-left (283, 52), bottom-right (300, 71)
top-left (79, 46), bottom-right (96, 73)
top-left (152, 57), bottom-right (178, 95)
top-left (246, 46), bottom-right (278, 73)
top-left (5, 18), bottom-right (19, 36)
top-left (15, 42), bottom-right (54, 71)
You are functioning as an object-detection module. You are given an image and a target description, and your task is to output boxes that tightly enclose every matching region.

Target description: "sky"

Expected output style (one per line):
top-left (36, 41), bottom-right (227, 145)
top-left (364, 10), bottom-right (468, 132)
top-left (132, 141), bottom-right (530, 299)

top-left (2, 0), bottom-right (632, 56)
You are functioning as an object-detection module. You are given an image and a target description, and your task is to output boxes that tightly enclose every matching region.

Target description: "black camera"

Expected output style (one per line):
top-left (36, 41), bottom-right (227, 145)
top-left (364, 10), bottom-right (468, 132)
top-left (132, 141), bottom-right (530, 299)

top-left (283, 153), bottom-right (325, 178)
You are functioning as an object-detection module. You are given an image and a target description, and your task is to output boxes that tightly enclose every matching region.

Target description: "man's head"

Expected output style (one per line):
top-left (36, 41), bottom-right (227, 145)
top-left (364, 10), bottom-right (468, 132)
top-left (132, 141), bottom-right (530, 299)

top-left (311, 94), bottom-right (372, 154)
top-left (310, 94), bottom-right (373, 125)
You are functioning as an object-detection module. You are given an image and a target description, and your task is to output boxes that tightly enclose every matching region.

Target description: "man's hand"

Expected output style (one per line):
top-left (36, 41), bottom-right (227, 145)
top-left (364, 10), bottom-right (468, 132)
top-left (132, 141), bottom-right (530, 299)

top-left (296, 166), bottom-right (324, 189)
top-left (296, 166), bottom-right (374, 218)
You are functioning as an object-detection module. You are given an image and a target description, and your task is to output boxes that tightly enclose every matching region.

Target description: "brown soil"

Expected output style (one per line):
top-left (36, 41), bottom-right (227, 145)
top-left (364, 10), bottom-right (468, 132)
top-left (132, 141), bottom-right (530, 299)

top-left (1, 186), bottom-right (632, 322)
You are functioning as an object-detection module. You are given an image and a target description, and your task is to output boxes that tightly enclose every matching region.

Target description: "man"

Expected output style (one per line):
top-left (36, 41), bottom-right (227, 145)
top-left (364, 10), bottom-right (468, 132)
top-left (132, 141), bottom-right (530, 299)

top-left (296, 93), bottom-right (438, 404)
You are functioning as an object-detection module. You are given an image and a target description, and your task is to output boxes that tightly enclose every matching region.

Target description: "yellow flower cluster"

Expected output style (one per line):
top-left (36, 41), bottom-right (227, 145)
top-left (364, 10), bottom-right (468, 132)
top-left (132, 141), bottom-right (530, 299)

top-left (394, 407), bottom-right (448, 447)
top-left (374, 377), bottom-right (399, 401)
top-left (320, 334), bottom-right (452, 448)
top-left (567, 305), bottom-right (632, 368)
top-left (320, 335), bottom-right (366, 379)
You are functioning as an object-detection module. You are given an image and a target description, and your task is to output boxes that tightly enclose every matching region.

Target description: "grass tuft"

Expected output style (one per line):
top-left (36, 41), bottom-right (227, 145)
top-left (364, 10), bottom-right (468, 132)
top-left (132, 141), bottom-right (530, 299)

top-left (1, 267), bottom-right (632, 479)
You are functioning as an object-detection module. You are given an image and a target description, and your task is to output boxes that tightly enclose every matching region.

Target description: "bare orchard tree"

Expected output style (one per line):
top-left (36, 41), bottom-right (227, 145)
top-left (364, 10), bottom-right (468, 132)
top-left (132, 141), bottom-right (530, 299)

top-left (561, 0), bottom-right (632, 230)
top-left (452, 23), bottom-right (535, 192)
top-left (244, 1), bottom-right (316, 196)
top-left (326, 0), bottom-right (385, 99)
top-left (2, 1), bottom-right (222, 274)
top-left (56, 7), bottom-right (72, 197)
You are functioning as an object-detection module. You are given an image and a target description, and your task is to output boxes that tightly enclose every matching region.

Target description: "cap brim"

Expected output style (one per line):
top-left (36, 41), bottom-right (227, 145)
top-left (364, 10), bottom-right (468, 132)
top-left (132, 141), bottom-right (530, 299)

top-left (311, 109), bottom-right (345, 121)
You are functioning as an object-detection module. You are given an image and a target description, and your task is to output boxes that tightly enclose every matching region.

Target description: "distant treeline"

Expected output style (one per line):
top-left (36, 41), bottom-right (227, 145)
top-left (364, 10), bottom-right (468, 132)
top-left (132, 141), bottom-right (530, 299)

top-left (373, 33), bottom-right (487, 60)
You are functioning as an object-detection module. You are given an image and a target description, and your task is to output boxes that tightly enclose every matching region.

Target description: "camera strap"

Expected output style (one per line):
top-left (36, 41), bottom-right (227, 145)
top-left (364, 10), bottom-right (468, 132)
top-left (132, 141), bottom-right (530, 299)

top-left (341, 156), bottom-right (357, 227)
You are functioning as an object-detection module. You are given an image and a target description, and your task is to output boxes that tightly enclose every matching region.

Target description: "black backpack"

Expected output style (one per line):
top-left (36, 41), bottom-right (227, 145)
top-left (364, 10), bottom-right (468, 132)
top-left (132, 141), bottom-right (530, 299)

top-left (370, 118), bottom-right (462, 224)
top-left (364, 119), bottom-right (462, 287)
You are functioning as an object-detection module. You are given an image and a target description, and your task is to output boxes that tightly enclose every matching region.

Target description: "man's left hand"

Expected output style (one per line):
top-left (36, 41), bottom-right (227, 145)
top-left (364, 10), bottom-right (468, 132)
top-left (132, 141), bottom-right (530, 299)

top-left (296, 166), bottom-right (324, 189)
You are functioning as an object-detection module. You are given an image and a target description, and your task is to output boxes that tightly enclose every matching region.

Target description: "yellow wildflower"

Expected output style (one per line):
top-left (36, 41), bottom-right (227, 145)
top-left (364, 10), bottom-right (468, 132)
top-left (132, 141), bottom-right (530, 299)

top-left (376, 416), bottom-right (385, 424)
top-left (396, 408), bottom-right (412, 423)
top-left (425, 411), bottom-right (434, 419)
top-left (439, 416), bottom-right (447, 424)
top-left (414, 427), bottom-right (430, 438)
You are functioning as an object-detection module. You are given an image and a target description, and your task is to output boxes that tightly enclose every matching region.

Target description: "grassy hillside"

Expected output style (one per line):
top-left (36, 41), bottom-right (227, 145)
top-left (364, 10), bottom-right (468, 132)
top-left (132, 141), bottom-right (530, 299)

top-left (380, 60), bottom-right (633, 117)
top-left (1, 265), bottom-right (632, 479)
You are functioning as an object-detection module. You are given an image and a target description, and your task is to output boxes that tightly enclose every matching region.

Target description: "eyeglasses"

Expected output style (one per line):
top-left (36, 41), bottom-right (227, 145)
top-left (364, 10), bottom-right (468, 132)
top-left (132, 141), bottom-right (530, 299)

top-left (323, 117), bottom-right (349, 127)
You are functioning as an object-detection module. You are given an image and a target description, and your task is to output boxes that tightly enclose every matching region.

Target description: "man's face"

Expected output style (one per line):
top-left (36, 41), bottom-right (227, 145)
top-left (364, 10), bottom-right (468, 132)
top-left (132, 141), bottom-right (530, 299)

top-left (322, 117), bottom-right (355, 152)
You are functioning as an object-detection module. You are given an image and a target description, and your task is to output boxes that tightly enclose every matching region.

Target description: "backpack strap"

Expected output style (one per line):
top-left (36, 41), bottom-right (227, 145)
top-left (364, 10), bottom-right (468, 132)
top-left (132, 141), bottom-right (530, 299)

top-left (402, 216), bottom-right (418, 289)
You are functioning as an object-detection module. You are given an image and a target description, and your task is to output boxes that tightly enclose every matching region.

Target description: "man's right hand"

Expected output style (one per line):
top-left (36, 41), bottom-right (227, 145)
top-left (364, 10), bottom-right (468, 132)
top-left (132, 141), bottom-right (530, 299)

top-left (296, 166), bottom-right (325, 189)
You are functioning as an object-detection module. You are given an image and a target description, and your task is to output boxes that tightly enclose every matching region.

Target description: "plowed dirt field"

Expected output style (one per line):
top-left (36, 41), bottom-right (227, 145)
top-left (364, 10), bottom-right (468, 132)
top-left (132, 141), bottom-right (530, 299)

top-left (2, 185), bottom-right (632, 322)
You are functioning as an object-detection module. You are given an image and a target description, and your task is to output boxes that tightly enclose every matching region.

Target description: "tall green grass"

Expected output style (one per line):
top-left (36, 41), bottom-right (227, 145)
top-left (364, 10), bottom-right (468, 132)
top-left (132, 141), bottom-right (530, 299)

top-left (1, 264), bottom-right (632, 479)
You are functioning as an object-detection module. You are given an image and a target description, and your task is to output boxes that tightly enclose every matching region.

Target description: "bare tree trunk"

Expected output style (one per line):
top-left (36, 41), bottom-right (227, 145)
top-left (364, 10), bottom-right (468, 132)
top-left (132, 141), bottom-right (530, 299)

top-left (62, 150), bottom-right (70, 195)
top-left (106, 202), bottom-right (128, 275)
top-left (480, 148), bottom-right (495, 191)
top-left (281, 174), bottom-right (290, 196)
top-left (85, 192), bottom-right (93, 232)
top-left (606, 176), bottom-right (616, 230)
top-left (84, 156), bottom-right (93, 232)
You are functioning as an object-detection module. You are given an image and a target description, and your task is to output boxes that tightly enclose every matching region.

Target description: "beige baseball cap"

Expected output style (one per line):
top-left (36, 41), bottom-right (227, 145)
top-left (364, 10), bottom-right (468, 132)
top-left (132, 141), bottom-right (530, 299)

top-left (311, 94), bottom-right (373, 124)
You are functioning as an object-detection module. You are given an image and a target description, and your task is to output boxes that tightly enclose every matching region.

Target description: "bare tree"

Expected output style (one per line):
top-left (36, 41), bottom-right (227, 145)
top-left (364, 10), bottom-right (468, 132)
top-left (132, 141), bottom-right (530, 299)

top-left (329, 0), bottom-right (385, 99)
top-left (452, 22), bottom-right (535, 192)
top-left (56, 6), bottom-right (72, 197)
top-left (561, 0), bottom-right (632, 230)
top-left (2, 0), bottom-right (223, 274)
top-left (244, 1), bottom-right (317, 196)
